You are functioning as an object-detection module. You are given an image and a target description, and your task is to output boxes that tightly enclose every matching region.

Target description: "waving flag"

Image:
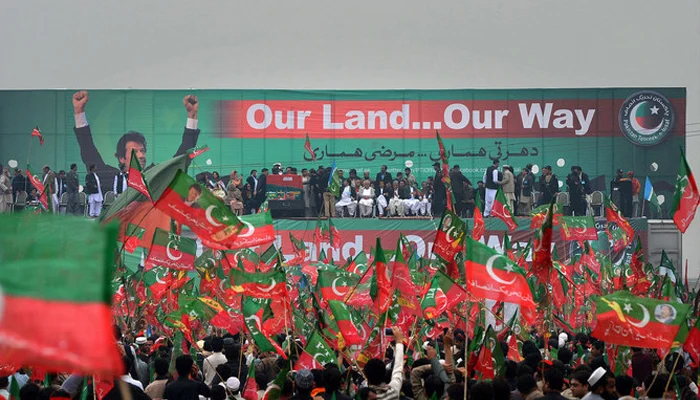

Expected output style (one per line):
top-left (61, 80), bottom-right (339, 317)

top-left (604, 196), bottom-right (634, 249)
top-left (318, 269), bottom-right (359, 302)
top-left (155, 169), bottom-right (242, 243)
top-left (327, 300), bottom-right (363, 346)
top-left (671, 149), bottom-right (700, 233)
top-left (465, 238), bottom-right (536, 319)
top-left (591, 291), bottom-right (690, 349)
top-left (472, 196), bottom-right (485, 240)
top-left (144, 228), bottom-right (197, 270)
top-left (242, 297), bottom-right (287, 358)
top-left (644, 177), bottom-right (660, 211)
top-left (436, 131), bottom-right (454, 210)
top-left (231, 268), bottom-right (287, 298)
top-left (420, 271), bottom-right (466, 319)
top-left (31, 127), bottom-right (44, 145)
top-left (202, 211), bottom-right (275, 250)
top-left (492, 188), bottom-right (518, 231)
top-left (433, 209), bottom-right (466, 266)
top-left (304, 133), bottom-right (317, 161)
top-left (127, 150), bottom-right (152, 200)
top-left (295, 331), bottom-right (335, 370)
top-left (25, 167), bottom-right (48, 210)
top-left (559, 216), bottom-right (597, 241)
top-left (327, 162), bottom-right (342, 197)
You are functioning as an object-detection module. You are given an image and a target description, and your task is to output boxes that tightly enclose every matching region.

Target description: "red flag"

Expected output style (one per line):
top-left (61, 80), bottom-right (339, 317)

top-left (530, 200), bottom-right (555, 283)
top-left (436, 132), bottom-right (454, 211)
top-left (31, 127), bottom-right (44, 145)
top-left (144, 228), bottom-right (197, 271)
top-left (684, 319), bottom-right (700, 366)
top-left (604, 196), bottom-right (634, 248)
top-left (127, 150), bottom-right (152, 200)
top-left (671, 149), bottom-right (700, 233)
top-left (188, 145), bottom-right (210, 159)
top-left (492, 188), bottom-right (518, 231)
top-left (433, 209), bottom-right (466, 267)
top-left (472, 202), bottom-right (485, 241)
top-left (25, 168), bottom-right (48, 210)
top-left (304, 133), bottom-right (316, 161)
top-left (373, 239), bottom-right (392, 314)
top-left (241, 365), bottom-right (258, 400)
top-left (474, 345), bottom-right (495, 380)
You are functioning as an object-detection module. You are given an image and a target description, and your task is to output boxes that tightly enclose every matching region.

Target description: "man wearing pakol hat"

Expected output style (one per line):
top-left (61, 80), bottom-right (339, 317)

top-left (581, 367), bottom-right (615, 400)
top-left (291, 369), bottom-right (315, 400)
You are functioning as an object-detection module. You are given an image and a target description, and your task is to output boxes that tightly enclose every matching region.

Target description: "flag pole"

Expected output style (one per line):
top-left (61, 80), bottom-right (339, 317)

top-left (641, 199), bottom-right (646, 218)
top-left (463, 301), bottom-right (469, 400)
top-left (26, 132), bottom-right (33, 168)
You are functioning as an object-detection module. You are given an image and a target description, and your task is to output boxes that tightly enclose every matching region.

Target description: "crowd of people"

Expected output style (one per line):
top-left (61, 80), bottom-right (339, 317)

top-left (2, 327), bottom-right (695, 400)
top-left (1, 157), bottom-right (642, 220)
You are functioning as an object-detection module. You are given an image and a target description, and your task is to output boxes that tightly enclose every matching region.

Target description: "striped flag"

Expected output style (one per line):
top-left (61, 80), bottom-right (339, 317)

top-left (644, 176), bottom-right (660, 210)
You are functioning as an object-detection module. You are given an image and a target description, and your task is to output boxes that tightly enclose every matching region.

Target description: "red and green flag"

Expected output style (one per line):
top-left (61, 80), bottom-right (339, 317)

top-left (492, 188), bottom-right (518, 231)
top-left (671, 148), bottom-right (700, 233)
top-left (25, 167), bottom-right (48, 210)
top-left (0, 215), bottom-right (122, 376)
top-left (591, 290), bottom-right (690, 349)
top-left (241, 359), bottom-right (258, 400)
top-left (465, 237), bottom-right (537, 320)
top-left (231, 267), bottom-right (287, 298)
top-left (472, 196), bottom-right (485, 241)
top-left (327, 300), bottom-right (363, 346)
top-left (145, 228), bottom-right (196, 270)
top-left (315, 218), bottom-right (341, 251)
top-left (295, 331), bottom-right (335, 370)
top-left (155, 169), bottom-right (242, 243)
top-left (604, 196), bottom-right (634, 249)
top-left (420, 270), bottom-right (466, 319)
top-left (436, 131), bottom-right (455, 211)
top-left (31, 126), bottom-right (44, 145)
top-left (304, 133), bottom-right (317, 161)
top-left (288, 232), bottom-right (307, 265)
top-left (433, 209), bottom-right (466, 268)
top-left (127, 149), bottom-right (152, 201)
top-left (318, 269), bottom-right (359, 302)
top-left (372, 239), bottom-right (392, 314)
top-left (683, 319), bottom-right (700, 366)
top-left (202, 211), bottom-right (275, 251)
top-left (123, 223), bottom-right (146, 253)
top-left (559, 215), bottom-right (597, 241)
top-left (242, 297), bottom-right (287, 358)
top-left (188, 144), bottom-right (210, 159)
top-left (530, 199), bottom-right (555, 284)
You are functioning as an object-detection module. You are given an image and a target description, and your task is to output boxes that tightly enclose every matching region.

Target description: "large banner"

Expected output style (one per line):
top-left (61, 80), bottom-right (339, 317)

top-left (268, 217), bottom-right (649, 264)
top-left (0, 88), bottom-right (684, 205)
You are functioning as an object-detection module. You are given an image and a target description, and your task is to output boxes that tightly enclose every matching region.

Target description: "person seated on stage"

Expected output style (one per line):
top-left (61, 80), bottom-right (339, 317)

top-left (402, 186), bottom-right (420, 216)
top-left (335, 179), bottom-right (357, 217)
top-left (357, 179), bottom-right (376, 218)
top-left (376, 180), bottom-right (390, 217)
top-left (388, 180), bottom-right (404, 217)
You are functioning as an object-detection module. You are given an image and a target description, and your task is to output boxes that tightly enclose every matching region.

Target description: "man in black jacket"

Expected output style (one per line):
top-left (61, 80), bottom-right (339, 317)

top-left (72, 91), bottom-right (200, 191)
top-left (11, 168), bottom-right (26, 202)
top-left (375, 165), bottom-right (392, 190)
top-left (538, 166), bottom-right (559, 207)
top-left (566, 166), bottom-right (591, 216)
top-left (538, 368), bottom-right (568, 400)
top-left (449, 164), bottom-right (471, 217)
top-left (163, 355), bottom-right (210, 400)
top-left (432, 162), bottom-right (446, 217)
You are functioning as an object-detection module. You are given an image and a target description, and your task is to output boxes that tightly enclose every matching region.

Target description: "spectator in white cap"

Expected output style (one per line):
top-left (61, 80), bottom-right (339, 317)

top-left (581, 367), bottom-right (614, 400)
top-left (223, 377), bottom-right (242, 400)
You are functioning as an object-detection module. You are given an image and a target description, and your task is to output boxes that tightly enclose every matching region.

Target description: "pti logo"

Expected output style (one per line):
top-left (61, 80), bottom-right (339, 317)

top-left (618, 91), bottom-right (675, 146)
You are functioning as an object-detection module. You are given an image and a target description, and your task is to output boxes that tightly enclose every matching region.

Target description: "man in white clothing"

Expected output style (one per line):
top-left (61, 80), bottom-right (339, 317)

top-left (483, 160), bottom-right (501, 217)
top-left (204, 337), bottom-right (228, 386)
top-left (113, 164), bottom-right (128, 196)
top-left (85, 164), bottom-right (103, 217)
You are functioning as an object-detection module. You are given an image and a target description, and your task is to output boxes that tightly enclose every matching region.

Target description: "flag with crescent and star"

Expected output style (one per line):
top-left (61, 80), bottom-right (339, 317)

top-left (241, 297), bottom-right (287, 358)
top-left (127, 150), bottom-right (152, 201)
top-left (25, 167), bottom-right (48, 211)
top-left (230, 267), bottom-right (287, 299)
top-left (492, 188), bottom-right (518, 231)
top-left (295, 331), bottom-right (335, 370)
top-left (155, 169), bottom-right (242, 244)
top-left (433, 209), bottom-right (466, 267)
top-left (420, 270), bottom-right (466, 320)
top-left (604, 196), bottom-right (634, 249)
top-left (144, 228), bottom-right (196, 271)
top-left (201, 211), bottom-right (275, 251)
top-left (671, 148), bottom-right (700, 233)
top-left (591, 290), bottom-right (690, 349)
top-left (327, 300), bottom-right (364, 346)
top-left (558, 215), bottom-right (597, 242)
top-left (317, 269), bottom-right (360, 302)
top-left (464, 237), bottom-right (537, 322)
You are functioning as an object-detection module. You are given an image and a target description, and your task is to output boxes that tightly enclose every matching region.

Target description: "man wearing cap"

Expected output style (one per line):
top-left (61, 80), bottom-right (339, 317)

top-left (291, 369), bottom-right (315, 400)
top-left (223, 377), bottom-right (241, 400)
top-left (581, 367), bottom-right (614, 400)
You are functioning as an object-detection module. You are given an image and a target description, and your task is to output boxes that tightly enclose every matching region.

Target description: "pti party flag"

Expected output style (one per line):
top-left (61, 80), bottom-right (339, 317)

top-left (327, 162), bottom-right (342, 197)
top-left (559, 216), bottom-right (597, 241)
top-left (465, 238), bottom-right (536, 318)
top-left (31, 127), bottom-right (44, 145)
top-left (592, 291), bottom-right (690, 349)
top-left (231, 267), bottom-right (287, 298)
top-left (530, 199), bottom-right (555, 284)
top-left (25, 167), bottom-right (48, 210)
top-left (123, 223), bottom-right (146, 253)
top-left (144, 228), bottom-right (197, 270)
top-left (604, 196), bottom-right (634, 248)
top-left (327, 300), bottom-right (363, 346)
top-left (420, 271), bottom-right (467, 319)
top-left (0, 215), bottom-right (122, 376)
top-left (295, 331), bottom-right (335, 370)
top-left (155, 169), bottom-right (242, 242)
top-left (684, 319), bottom-right (700, 365)
top-left (372, 239), bottom-right (392, 314)
top-left (436, 131), bottom-right (455, 211)
top-left (202, 211), bottom-right (275, 251)
top-left (315, 217), bottom-right (341, 250)
top-left (492, 188), bottom-right (518, 231)
top-left (644, 177), bottom-right (660, 211)
top-left (657, 250), bottom-right (677, 284)
top-left (304, 133), bottom-right (317, 161)
top-left (672, 149), bottom-right (700, 233)
top-left (318, 269), bottom-right (359, 302)
top-left (127, 150), bottom-right (152, 200)
top-left (241, 360), bottom-right (258, 400)
top-left (472, 196), bottom-right (485, 241)
top-left (187, 144), bottom-right (210, 159)
top-left (242, 297), bottom-right (287, 358)
top-left (433, 209), bottom-right (466, 265)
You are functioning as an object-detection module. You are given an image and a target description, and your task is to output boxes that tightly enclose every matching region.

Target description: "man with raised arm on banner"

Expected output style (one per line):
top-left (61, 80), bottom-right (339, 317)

top-left (72, 91), bottom-right (200, 191)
